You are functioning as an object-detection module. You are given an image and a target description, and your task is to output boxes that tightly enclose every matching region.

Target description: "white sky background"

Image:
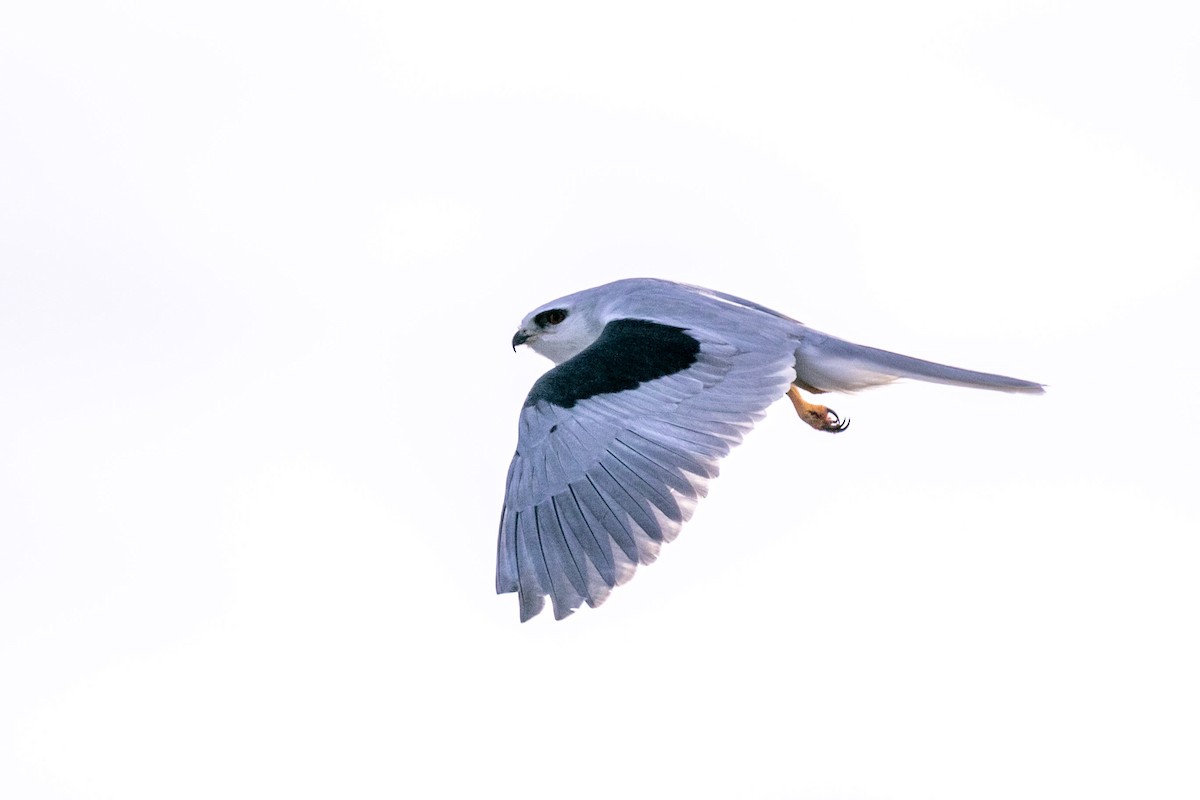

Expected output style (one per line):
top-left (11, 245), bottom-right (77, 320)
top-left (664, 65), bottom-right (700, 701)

top-left (2, 1), bottom-right (1198, 798)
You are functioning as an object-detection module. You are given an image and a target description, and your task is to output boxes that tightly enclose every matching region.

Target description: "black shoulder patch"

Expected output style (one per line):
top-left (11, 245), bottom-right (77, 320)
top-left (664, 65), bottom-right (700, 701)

top-left (525, 319), bottom-right (701, 409)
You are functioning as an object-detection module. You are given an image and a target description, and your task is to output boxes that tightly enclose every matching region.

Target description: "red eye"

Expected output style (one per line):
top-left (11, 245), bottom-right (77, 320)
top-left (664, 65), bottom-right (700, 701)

top-left (535, 309), bottom-right (568, 327)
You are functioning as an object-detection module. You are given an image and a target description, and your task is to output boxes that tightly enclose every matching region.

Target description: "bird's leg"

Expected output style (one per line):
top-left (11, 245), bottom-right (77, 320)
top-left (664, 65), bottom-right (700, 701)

top-left (787, 385), bottom-right (850, 433)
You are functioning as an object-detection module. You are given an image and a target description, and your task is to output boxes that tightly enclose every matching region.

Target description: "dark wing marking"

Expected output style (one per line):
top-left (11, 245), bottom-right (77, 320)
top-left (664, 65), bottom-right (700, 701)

top-left (524, 319), bottom-right (701, 408)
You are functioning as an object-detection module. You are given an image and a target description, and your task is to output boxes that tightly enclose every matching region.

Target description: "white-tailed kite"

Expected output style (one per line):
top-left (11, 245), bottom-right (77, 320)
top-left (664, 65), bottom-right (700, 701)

top-left (499, 278), bottom-right (1043, 621)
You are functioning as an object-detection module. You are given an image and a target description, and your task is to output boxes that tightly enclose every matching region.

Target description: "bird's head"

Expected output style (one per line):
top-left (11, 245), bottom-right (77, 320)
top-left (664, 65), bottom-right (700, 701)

top-left (512, 291), bottom-right (608, 364)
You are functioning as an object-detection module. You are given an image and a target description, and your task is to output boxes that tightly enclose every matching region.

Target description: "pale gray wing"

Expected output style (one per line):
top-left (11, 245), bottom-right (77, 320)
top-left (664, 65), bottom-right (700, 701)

top-left (497, 330), bottom-right (796, 621)
top-left (794, 328), bottom-right (1044, 394)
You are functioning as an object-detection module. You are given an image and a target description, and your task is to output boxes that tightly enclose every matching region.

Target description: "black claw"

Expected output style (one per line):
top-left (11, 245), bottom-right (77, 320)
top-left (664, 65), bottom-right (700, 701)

top-left (825, 410), bottom-right (850, 433)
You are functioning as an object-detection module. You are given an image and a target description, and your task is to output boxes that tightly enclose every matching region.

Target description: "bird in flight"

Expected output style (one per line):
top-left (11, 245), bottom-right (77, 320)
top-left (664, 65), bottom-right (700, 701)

top-left (499, 278), bottom-right (1042, 621)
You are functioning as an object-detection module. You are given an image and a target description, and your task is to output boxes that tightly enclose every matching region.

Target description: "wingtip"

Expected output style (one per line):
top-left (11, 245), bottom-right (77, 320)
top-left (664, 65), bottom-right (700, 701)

top-left (518, 591), bottom-right (545, 623)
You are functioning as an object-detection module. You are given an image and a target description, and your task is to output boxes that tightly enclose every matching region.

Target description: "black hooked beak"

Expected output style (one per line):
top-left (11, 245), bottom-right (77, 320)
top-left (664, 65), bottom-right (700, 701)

top-left (511, 330), bottom-right (531, 351)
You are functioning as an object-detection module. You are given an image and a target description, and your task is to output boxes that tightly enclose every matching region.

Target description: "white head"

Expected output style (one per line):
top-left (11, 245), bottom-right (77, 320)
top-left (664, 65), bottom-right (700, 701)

top-left (511, 288), bottom-right (611, 364)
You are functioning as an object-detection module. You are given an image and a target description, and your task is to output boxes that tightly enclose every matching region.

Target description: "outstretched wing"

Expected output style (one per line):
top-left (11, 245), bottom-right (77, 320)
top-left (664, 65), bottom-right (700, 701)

top-left (497, 319), bottom-right (797, 621)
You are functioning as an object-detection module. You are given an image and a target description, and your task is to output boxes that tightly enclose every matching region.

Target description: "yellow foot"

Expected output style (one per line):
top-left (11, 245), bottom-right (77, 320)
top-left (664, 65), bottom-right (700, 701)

top-left (787, 385), bottom-right (850, 433)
